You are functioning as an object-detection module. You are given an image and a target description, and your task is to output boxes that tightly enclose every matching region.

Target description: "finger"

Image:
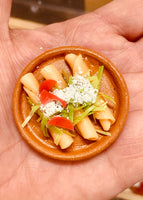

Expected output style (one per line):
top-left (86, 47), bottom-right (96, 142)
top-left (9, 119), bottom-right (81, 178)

top-left (124, 72), bottom-right (143, 111)
top-left (0, 0), bottom-right (12, 27)
top-left (95, 0), bottom-right (143, 41)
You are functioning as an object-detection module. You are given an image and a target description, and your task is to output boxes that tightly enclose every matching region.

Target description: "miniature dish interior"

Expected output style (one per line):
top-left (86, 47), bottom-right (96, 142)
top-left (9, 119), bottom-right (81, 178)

top-left (13, 46), bottom-right (129, 161)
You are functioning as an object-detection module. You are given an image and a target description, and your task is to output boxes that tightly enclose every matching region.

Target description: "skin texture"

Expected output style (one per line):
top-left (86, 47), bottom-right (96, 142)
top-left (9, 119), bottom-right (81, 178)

top-left (0, 0), bottom-right (143, 199)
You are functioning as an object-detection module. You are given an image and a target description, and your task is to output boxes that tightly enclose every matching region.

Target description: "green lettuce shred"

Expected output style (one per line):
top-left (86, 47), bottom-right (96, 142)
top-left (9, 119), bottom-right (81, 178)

top-left (96, 130), bottom-right (111, 136)
top-left (36, 110), bottom-right (44, 122)
top-left (73, 103), bottom-right (106, 125)
top-left (87, 65), bottom-right (104, 90)
top-left (74, 105), bottom-right (85, 111)
top-left (26, 97), bottom-right (34, 106)
top-left (48, 125), bottom-right (63, 135)
top-left (99, 92), bottom-right (116, 104)
top-left (62, 69), bottom-right (69, 83)
top-left (63, 129), bottom-right (75, 137)
top-left (88, 75), bottom-right (99, 89)
top-left (59, 109), bottom-right (69, 118)
top-left (41, 117), bottom-right (49, 137)
top-left (68, 103), bottom-right (74, 122)
top-left (97, 65), bottom-right (104, 89)
top-left (68, 76), bottom-right (73, 85)
top-left (74, 102), bottom-right (91, 111)
top-left (49, 125), bottom-right (75, 138)
top-left (22, 105), bottom-right (40, 128)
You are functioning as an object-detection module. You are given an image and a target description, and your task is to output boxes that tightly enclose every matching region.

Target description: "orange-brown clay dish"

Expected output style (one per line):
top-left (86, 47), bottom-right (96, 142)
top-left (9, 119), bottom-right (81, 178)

top-left (13, 46), bottom-right (129, 161)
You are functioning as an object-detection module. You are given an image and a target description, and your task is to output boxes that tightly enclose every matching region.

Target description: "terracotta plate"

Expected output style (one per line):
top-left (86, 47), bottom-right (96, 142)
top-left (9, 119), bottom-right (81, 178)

top-left (13, 46), bottom-right (129, 161)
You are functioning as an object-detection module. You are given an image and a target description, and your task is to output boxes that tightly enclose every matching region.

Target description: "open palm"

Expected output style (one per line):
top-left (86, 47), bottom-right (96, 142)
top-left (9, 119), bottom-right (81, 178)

top-left (1, 0), bottom-right (143, 199)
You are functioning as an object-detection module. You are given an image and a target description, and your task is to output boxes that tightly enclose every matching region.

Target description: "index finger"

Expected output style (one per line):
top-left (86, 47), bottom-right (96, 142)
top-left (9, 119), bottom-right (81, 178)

top-left (0, 0), bottom-right (12, 30)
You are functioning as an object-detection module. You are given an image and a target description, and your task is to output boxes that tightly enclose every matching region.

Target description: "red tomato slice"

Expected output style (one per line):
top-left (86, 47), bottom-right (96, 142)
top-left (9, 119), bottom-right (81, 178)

top-left (39, 80), bottom-right (57, 93)
top-left (40, 90), bottom-right (67, 108)
top-left (47, 116), bottom-right (74, 130)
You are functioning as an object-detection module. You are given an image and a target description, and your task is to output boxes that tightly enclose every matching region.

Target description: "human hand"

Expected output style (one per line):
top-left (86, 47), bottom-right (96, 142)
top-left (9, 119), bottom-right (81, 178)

top-left (0, 0), bottom-right (143, 199)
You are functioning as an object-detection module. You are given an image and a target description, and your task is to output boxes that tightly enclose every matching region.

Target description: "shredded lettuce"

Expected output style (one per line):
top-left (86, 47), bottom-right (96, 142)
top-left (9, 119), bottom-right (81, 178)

top-left (36, 110), bottom-right (44, 122)
top-left (41, 117), bottom-right (49, 137)
top-left (48, 125), bottom-right (75, 145)
top-left (74, 103), bottom-right (90, 111)
top-left (22, 64), bottom-right (114, 140)
top-left (48, 125), bottom-right (63, 135)
top-left (22, 105), bottom-right (40, 128)
top-left (69, 98), bottom-right (74, 103)
top-left (49, 125), bottom-right (75, 138)
top-left (79, 88), bottom-right (84, 93)
top-left (96, 130), bottom-right (111, 136)
top-left (87, 65), bottom-right (104, 90)
top-left (68, 103), bottom-right (74, 122)
top-left (37, 116), bottom-right (41, 123)
top-left (62, 69), bottom-right (69, 83)
top-left (73, 103), bottom-right (106, 125)
top-left (88, 75), bottom-right (99, 89)
top-left (93, 116), bottom-right (97, 124)
top-left (74, 104), bottom-right (86, 111)
top-left (26, 97), bottom-right (34, 106)
top-left (68, 76), bottom-right (73, 85)
top-left (63, 129), bottom-right (75, 137)
top-left (97, 65), bottom-right (104, 89)
top-left (59, 109), bottom-right (69, 118)
top-left (99, 92), bottom-right (116, 104)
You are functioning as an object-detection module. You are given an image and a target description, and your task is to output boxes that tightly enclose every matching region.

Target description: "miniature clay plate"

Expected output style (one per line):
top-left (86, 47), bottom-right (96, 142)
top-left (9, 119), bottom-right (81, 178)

top-left (13, 46), bottom-right (129, 161)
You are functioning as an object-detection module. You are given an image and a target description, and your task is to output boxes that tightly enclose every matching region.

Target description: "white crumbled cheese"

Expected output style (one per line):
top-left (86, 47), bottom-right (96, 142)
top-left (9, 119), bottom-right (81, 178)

top-left (40, 101), bottom-right (63, 118)
top-left (40, 74), bottom-right (98, 117)
top-left (53, 74), bottom-right (98, 104)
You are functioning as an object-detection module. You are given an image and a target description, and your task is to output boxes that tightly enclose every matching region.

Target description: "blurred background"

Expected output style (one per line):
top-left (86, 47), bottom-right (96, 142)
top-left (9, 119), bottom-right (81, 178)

top-left (10, 0), bottom-right (113, 28)
top-left (11, 0), bottom-right (112, 23)
top-left (10, 1), bottom-right (143, 200)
